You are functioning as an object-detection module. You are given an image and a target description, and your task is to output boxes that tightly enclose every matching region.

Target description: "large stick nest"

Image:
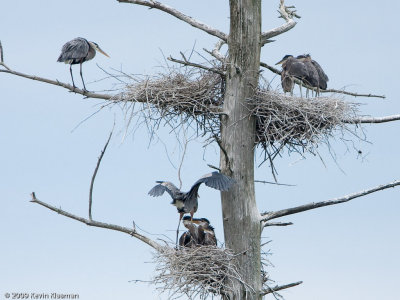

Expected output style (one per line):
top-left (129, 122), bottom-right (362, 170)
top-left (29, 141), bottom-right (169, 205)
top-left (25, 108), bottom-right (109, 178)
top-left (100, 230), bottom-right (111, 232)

top-left (152, 246), bottom-right (253, 299)
top-left (119, 66), bottom-right (359, 159)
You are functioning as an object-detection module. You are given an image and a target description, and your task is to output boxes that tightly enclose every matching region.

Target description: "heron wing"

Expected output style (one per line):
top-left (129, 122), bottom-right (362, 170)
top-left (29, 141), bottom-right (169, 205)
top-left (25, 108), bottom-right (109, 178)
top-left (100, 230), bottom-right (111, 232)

top-left (190, 172), bottom-right (235, 193)
top-left (57, 37), bottom-right (90, 62)
top-left (311, 60), bottom-right (329, 89)
top-left (286, 60), bottom-right (308, 79)
top-left (148, 181), bottom-right (181, 199)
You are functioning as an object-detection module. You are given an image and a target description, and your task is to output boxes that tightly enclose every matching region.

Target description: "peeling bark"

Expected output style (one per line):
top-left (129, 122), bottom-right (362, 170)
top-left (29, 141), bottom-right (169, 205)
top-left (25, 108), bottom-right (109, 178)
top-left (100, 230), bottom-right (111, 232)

top-left (220, 1), bottom-right (262, 299)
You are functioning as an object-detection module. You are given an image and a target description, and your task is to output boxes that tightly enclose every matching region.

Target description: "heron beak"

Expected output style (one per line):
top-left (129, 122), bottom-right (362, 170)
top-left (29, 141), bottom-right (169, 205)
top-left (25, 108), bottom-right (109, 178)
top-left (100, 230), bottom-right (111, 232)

top-left (275, 59), bottom-right (285, 65)
top-left (97, 47), bottom-right (110, 58)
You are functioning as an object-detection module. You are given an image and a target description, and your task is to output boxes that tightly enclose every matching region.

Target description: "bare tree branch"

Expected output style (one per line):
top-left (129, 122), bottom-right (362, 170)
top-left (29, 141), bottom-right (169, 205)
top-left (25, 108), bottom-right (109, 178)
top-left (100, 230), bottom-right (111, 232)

top-left (261, 180), bottom-right (400, 222)
top-left (344, 115), bottom-right (400, 124)
top-left (89, 129), bottom-right (113, 220)
top-left (30, 192), bottom-right (164, 251)
top-left (118, 0), bottom-right (228, 41)
top-left (204, 40), bottom-right (226, 63)
top-left (168, 55), bottom-right (225, 76)
top-left (261, 0), bottom-right (299, 46)
top-left (261, 281), bottom-right (303, 296)
top-left (260, 61), bottom-right (386, 99)
top-left (0, 66), bottom-right (113, 100)
top-left (263, 221), bottom-right (293, 227)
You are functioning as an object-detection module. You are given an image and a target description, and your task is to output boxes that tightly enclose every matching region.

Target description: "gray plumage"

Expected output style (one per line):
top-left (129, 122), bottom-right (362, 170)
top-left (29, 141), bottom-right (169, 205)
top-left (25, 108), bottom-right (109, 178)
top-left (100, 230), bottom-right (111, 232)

top-left (179, 217), bottom-right (217, 247)
top-left (148, 171), bottom-right (235, 218)
top-left (57, 37), bottom-right (109, 90)
top-left (179, 218), bottom-right (200, 247)
top-left (310, 57), bottom-right (329, 90)
top-left (196, 218), bottom-right (217, 246)
top-left (276, 55), bottom-right (316, 95)
top-left (297, 54), bottom-right (328, 90)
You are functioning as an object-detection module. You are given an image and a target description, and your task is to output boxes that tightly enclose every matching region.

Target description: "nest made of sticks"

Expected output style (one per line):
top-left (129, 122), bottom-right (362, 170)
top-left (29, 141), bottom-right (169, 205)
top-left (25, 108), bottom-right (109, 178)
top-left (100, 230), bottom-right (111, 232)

top-left (252, 90), bottom-right (359, 156)
top-left (118, 66), bottom-right (360, 160)
top-left (152, 246), bottom-right (252, 299)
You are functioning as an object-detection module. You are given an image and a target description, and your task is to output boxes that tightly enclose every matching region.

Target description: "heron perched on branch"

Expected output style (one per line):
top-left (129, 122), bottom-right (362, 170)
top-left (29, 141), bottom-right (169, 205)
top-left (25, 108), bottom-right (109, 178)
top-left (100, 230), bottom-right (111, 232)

top-left (297, 54), bottom-right (329, 91)
top-left (179, 217), bottom-right (217, 247)
top-left (148, 171), bottom-right (234, 244)
top-left (57, 37), bottom-right (109, 91)
top-left (276, 54), bottom-right (320, 96)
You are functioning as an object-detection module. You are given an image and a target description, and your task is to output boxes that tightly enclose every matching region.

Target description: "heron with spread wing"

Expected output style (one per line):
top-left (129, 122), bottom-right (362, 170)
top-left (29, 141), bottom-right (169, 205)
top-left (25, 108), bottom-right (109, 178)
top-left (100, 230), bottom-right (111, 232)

top-left (148, 171), bottom-right (234, 244)
top-left (57, 37), bottom-right (109, 91)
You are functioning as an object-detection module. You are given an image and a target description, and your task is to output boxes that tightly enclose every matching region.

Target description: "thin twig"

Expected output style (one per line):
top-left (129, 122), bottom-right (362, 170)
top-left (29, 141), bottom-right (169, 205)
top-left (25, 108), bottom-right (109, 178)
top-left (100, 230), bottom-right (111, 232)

top-left (89, 128), bottom-right (114, 220)
top-left (0, 40), bottom-right (4, 63)
top-left (30, 192), bottom-right (164, 251)
top-left (255, 180), bottom-right (296, 187)
top-left (168, 56), bottom-right (225, 76)
top-left (261, 180), bottom-right (400, 222)
top-left (207, 164), bottom-right (221, 172)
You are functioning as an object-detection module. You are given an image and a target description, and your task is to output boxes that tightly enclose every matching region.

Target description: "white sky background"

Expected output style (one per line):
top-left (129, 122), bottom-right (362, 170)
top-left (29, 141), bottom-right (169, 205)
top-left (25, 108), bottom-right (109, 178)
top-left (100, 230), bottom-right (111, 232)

top-left (1, 1), bottom-right (399, 299)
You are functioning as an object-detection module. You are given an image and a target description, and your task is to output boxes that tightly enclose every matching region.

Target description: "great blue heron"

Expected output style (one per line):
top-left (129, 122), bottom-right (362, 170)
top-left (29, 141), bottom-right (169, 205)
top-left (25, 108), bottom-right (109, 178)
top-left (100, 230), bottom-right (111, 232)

top-left (148, 171), bottom-right (234, 244)
top-left (297, 54), bottom-right (328, 95)
top-left (275, 54), bottom-right (316, 96)
top-left (195, 218), bottom-right (217, 246)
top-left (57, 37), bottom-right (109, 91)
top-left (179, 216), bottom-right (200, 247)
top-left (179, 217), bottom-right (217, 247)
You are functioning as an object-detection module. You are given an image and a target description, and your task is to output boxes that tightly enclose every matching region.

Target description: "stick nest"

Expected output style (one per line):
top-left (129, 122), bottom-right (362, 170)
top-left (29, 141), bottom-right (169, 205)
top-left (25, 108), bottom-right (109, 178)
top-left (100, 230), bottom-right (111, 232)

top-left (152, 246), bottom-right (252, 299)
top-left (119, 66), bottom-right (359, 159)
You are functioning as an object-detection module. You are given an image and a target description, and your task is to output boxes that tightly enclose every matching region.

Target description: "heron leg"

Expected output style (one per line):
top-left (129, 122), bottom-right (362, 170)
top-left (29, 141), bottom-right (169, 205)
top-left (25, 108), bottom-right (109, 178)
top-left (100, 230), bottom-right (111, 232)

top-left (299, 82), bottom-right (303, 98)
top-left (80, 63), bottom-right (87, 91)
top-left (175, 212), bottom-right (184, 247)
top-left (69, 64), bottom-right (76, 89)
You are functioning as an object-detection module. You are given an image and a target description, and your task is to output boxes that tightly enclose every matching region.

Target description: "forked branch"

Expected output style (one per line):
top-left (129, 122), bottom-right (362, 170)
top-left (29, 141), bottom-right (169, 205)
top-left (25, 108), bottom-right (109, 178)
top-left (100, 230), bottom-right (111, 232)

top-left (261, 0), bottom-right (300, 46)
top-left (118, 0), bottom-right (228, 41)
top-left (30, 192), bottom-right (164, 251)
top-left (261, 281), bottom-right (303, 296)
top-left (261, 180), bottom-right (400, 222)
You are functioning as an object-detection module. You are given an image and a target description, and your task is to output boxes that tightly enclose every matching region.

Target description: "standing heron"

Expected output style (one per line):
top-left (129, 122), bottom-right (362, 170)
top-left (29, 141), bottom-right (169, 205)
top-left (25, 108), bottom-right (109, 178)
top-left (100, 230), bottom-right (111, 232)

top-left (57, 37), bottom-right (109, 91)
top-left (179, 217), bottom-right (217, 247)
top-left (297, 54), bottom-right (328, 95)
top-left (275, 55), bottom-right (315, 96)
top-left (148, 171), bottom-right (234, 244)
top-left (194, 218), bottom-right (217, 246)
top-left (179, 216), bottom-right (203, 248)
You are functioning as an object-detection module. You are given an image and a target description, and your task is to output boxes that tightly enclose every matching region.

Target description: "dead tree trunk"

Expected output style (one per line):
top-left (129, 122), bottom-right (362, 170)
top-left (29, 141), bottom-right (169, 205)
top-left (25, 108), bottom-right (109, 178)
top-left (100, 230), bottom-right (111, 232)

top-left (220, 1), bottom-right (262, 299)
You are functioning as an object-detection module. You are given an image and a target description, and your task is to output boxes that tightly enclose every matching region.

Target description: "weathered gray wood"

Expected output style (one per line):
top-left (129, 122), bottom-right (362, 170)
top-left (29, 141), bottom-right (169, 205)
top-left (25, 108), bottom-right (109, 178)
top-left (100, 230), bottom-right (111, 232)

top-left (220, 1), bottom-right (262, 299)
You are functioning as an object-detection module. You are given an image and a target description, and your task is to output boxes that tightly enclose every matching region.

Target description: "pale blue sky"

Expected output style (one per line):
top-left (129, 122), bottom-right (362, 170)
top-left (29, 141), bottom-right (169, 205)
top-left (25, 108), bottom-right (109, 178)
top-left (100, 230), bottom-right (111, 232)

top-left (1, 1), bottom-right (399, 299)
